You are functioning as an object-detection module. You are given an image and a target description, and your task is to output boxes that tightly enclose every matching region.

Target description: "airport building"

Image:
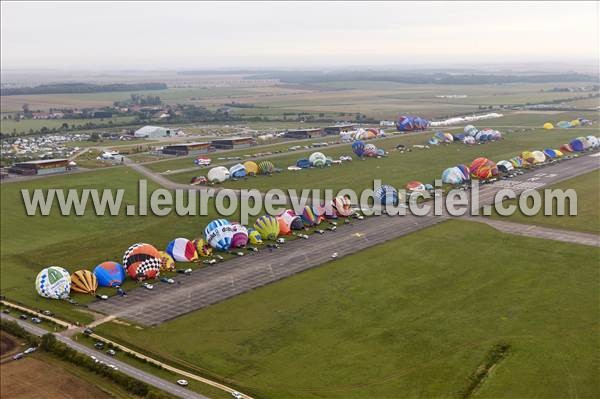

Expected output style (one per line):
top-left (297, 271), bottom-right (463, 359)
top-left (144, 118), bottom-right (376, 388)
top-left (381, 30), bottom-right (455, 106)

top-left (162, 142), bottom-right (210, 156)
top-left (133, 125), bottom-right (173, 138)
top-left (210, 137), bottom-right (255, 149)
top-left (283, 128), bottom-right (324, 139)
top-left (9, 159), bottom-right (70, 175)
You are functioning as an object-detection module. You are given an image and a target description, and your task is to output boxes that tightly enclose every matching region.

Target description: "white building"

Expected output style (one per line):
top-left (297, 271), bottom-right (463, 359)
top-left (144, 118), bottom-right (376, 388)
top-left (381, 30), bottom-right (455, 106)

top-left (133, 126), bottom-right (173, 138)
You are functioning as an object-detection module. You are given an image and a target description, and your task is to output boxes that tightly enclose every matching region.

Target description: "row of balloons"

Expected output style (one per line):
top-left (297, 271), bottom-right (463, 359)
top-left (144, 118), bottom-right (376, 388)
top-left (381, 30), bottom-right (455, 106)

top-left (429, 126), bottom-right (503, 146)
top-left (35, 198), bottom-right (356, 299)
top-left (543, 118), bottom-right (591, 130)
top-left (372, 134), bottom-right (600, 204)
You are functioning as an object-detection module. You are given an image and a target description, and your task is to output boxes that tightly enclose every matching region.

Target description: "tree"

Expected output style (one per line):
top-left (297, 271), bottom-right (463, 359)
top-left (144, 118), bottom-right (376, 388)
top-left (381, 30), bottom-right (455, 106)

top-left (90, 132), bottom-right (100, 142)
top-left (22, 103), bottom-right (30, 113)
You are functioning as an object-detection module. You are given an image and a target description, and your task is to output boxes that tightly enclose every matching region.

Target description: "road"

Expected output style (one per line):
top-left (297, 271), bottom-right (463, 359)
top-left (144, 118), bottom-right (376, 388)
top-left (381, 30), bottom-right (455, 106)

top-left (0, 313), bottom-right (209, 399)
top-left (91, 153), bottom-right (599, 326)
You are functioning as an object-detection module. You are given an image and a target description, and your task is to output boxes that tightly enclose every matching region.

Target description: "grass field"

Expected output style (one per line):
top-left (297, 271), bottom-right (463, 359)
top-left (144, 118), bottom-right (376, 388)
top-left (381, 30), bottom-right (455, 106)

top-left (491, 169), bottom-right (600, 234)
top-left (0, 116), bottom-right (136, 135)
top-left (95, 220), bottom-right (600, 399)
top-left (168, 127), bottom-right (598, 194)
top-left (0, 167), bottom-right (223, 323)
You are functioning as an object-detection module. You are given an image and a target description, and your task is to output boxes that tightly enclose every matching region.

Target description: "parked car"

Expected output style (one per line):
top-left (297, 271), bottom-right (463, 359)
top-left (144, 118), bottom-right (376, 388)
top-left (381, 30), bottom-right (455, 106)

top-left (142, 283), bottom-right (154, 290)
top-left (19, 314), bottom-right (28, 320)
top-left (94, 342), bottom-right (104, 349)
top-left (24, 347), bottom-right (36, 354)
top-left (176, 380), bottom-right (189, 387)
top-left (83, 328), bottom-right (94, 335)
top-left (13, 353), bottom-right (24, 360)
top-left (31, 317), bottom-right (42, 324)
top-left (203, 259), bottom-right (216, 265)
top-left (231, 391), bottom-right (243, 399)
top-left (160, 277), bottom-right (175, 284)
top-left (42, 310), bottom-right (54, 316)
top-left (276, 238), bottom-right (285, 244)
top-left (2, 309), bottom-right (10, 314)
top-left (106, 349), bottom-right (116, 356)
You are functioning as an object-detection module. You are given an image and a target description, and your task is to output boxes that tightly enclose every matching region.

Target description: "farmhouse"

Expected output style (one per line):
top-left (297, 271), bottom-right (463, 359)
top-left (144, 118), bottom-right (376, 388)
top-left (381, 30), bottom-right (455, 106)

top-left (9, 159), bottom-right (70, 175)
top-left (133, 125), bottom-right (173, 138)
top-left (211, 137), bottom-right (255, 149)
top-left (162, 142), bottom-right (210, 156)
top-left (284, 128), bottom-right (323, 139)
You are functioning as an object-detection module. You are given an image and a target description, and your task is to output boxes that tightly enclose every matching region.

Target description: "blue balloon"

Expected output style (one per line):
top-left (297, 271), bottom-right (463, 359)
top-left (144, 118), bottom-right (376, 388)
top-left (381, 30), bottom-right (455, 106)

top-left (296, 159), bottom-right (311, 169)
top-left (375, 184), bottom-right (398, 205)
top-left (93, 261), bottom-right (125, 287)
top-left (352, 140), bottom-right (365, 157)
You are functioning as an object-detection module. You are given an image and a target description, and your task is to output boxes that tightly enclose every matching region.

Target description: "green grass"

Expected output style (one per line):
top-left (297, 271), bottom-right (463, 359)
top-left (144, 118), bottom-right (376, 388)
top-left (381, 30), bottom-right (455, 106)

top-left (168, 127), bottom-right (595, 193)
top-left (94, 220), bottom-right (600, 399)
top-left (0, 116), bottom-right (136, 135)
top-left (0, 167), bottom-right (222, 324)
top-left (491, 169), bottom-right (600, 234)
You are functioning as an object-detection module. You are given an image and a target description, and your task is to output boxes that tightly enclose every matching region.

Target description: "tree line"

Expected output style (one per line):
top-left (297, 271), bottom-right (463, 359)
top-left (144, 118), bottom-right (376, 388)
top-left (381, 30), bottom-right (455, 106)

top-left (1, 82), bottom-right (168, 96)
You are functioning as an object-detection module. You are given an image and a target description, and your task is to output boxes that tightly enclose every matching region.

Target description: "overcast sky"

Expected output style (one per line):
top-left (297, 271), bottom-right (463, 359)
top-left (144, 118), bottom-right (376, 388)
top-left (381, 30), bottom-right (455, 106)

top-left (1, 1), bottom-right (598, 70)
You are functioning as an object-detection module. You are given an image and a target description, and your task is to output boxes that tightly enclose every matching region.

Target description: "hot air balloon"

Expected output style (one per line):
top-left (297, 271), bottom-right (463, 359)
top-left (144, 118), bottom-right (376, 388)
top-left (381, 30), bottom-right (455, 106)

top-left (531, 150), bottom-right (546, 164)
top-left (35, 267), bottom-right (71, 299)
top-left (509, 156), bottom-right (524, 169)
top-left (559, 143), bottom-right (574, 153)
top-left (70, 270), bottom-right (97, 294)
top-left (554, 149), bottom-right (564, 158)
top-left (300, 205), bottom-right (318, 226)
top-left (258, 160), bottom-right (275, 175)
top-left (231, 224), bottom-right (249, 248)
top-left (569, 138), bottom-right (586, 152)
top-left (463, 136), bottom-right (476, 145)
top-left (296, 159), bottom-right (311, 169)
top-left (332, 196), bottom-right (353, 217)
top-left (243, 161), bottom-right (259, 176)
top-left (464, 125), bottom-right (475, 134)
top-left (207, 166), bottom-right (230, 183)
top-left (406, 181), bottom-right (426, 191)
top-left (309, 152), bottom-right (327, 167)
top-left (123, 243), bottom-right (162, 280)
top-left (469, 158), bottom-right (498, 179)
top-left (229, 163), bottom-right (247, 178)
top-left (254, 215), bottom-right (279, 240)
top-left (397, 115), bottom-right (430, 131)
top-left (429, 137), bottom-right (440, 146)
top-left (375, 184), bottom-right (399, 205)
top-left (192, 238), bottom-right (213, 257)
top-left (557, 120), bottom-right (571, 129)
top-left (166, 238), bottom-right (198, 262)
top-left (496, 160), bottom-right (514, 173)
top-left (364, 144), bottom-right (378, 157)
top-left (543, 148), bottom-right (557, 159)
top-left (586, 136), bottom-right (599, 148)
top-left (205, 219), bottom-right (233, 251)
top-left (248, 228), bottom-right (263, 245)
top-left (456, 164), bottom-right (471, 181)
top-left (277, 210), bottom-right (303, 235)
top-left (93, 262), bottom-right (125, 287)
top-left (158, 251), bottom-right (176, 271)
top-left (441, 167), bottom-right (466, 185)
top-left (543, 122), bottom-right (554, 130)
top-left (570, 119), bottom-right (581, 127)
top-left (352, 140), bottom-right (365, 157)
top-left (190, 176), bottom-right (207, 185)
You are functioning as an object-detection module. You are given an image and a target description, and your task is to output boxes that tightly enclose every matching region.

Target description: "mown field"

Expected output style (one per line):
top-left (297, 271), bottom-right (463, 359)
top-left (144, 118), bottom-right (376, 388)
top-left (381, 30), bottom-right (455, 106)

top-left (491, 169), bottom-right (600, 234)
top-left (0, 167), bottom-right (224, 323)
top-left (168, 126), bottom-right (599, 194)
top-left (0, 116), bottom-right (136, 135)
top-left (95, 220), bottom-right (600, 399)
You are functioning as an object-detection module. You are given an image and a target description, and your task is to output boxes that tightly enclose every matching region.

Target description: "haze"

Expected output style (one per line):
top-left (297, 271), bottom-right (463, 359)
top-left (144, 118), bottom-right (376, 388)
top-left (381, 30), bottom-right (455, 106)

top-left (1, 1), bottom-right (599, 70)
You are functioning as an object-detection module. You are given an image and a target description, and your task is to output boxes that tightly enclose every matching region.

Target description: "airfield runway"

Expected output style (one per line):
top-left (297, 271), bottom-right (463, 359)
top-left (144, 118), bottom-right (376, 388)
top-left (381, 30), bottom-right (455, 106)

top-left (90, 153), bottom-right (599, 326)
